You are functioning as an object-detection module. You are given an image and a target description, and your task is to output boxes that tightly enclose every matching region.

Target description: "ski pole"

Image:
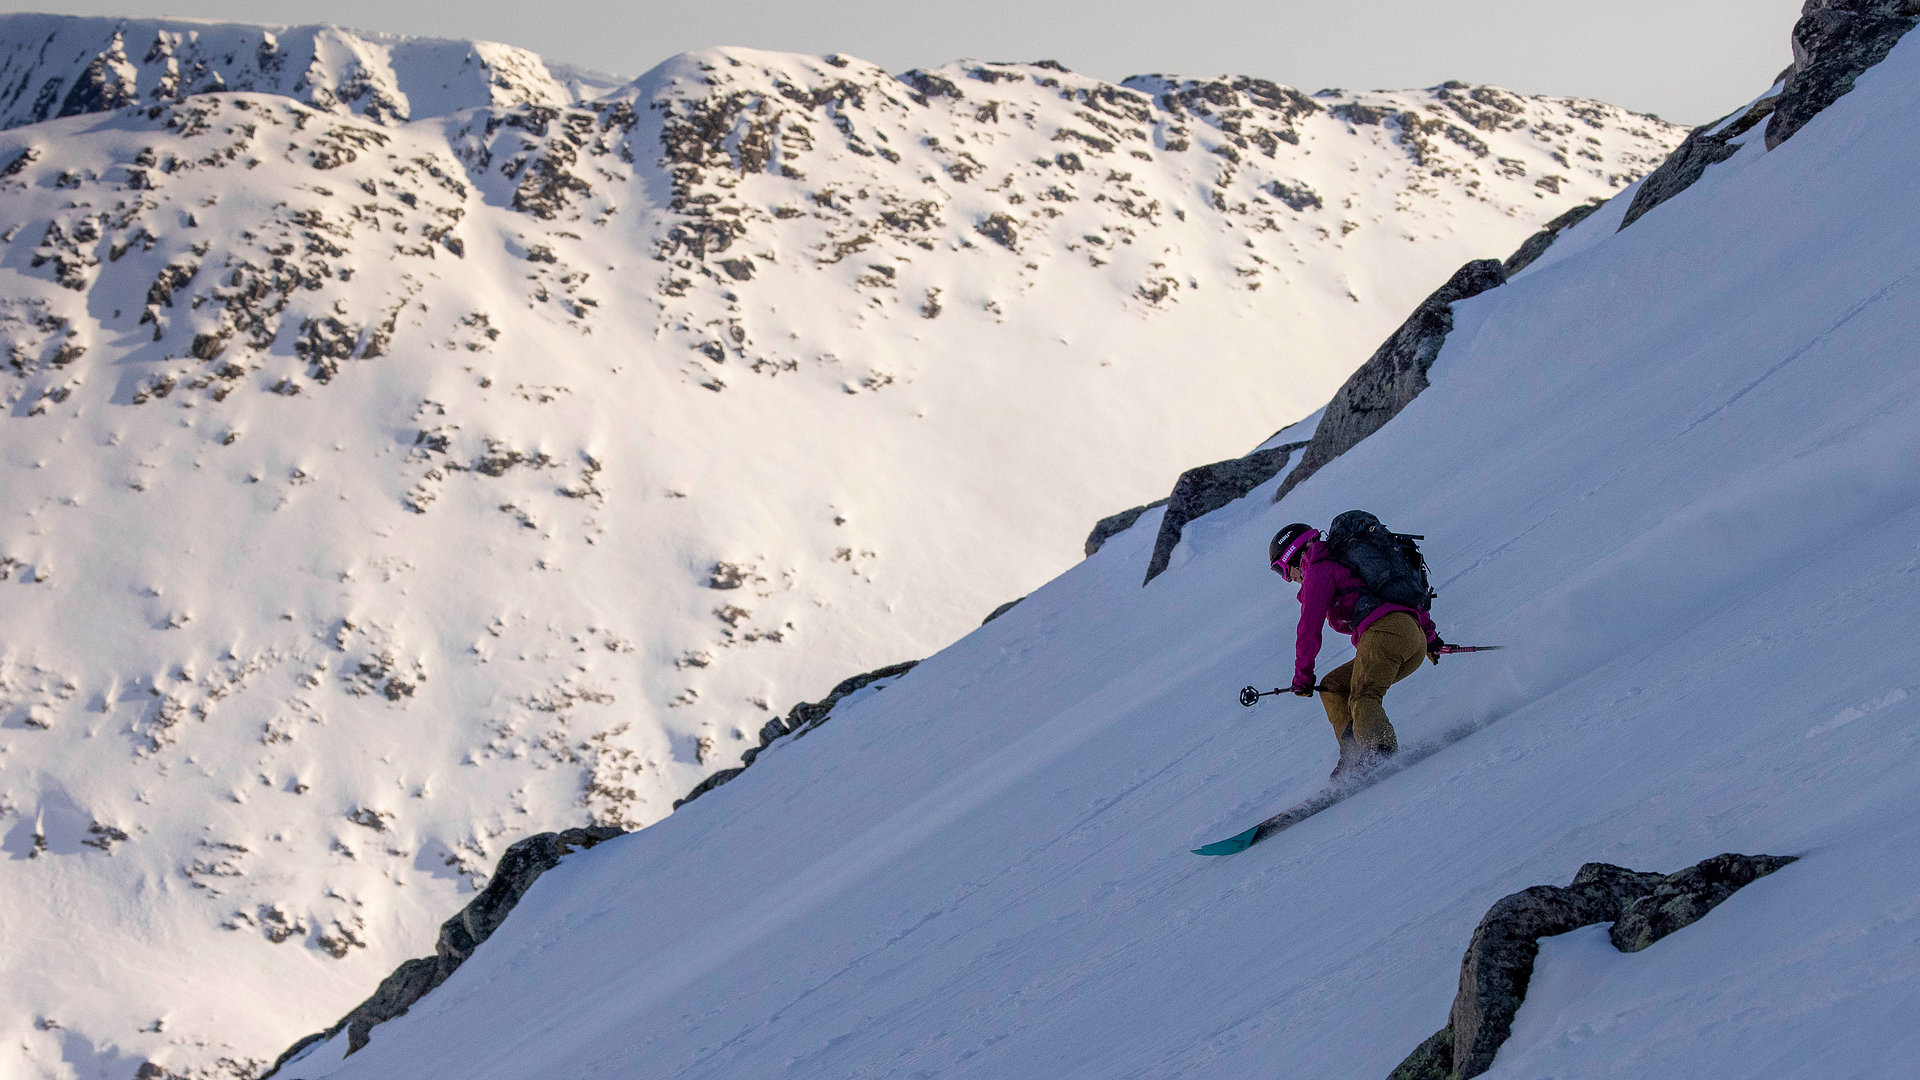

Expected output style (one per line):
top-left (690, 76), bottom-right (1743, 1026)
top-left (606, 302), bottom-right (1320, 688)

top-left (1240, 684), bottom-right (1333, 707)
top-left (1242, 647), bottom-right (1503, 704)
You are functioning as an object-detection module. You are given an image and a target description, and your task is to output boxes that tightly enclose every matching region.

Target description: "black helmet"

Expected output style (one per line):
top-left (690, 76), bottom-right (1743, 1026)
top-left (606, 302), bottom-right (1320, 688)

top-left (1269, 523), bottom-right (1313, 573)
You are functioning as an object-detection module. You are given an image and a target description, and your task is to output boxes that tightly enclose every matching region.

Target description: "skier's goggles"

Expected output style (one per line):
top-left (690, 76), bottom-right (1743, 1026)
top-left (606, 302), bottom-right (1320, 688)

top-left (1273, 530), bottom-right (1316, 574)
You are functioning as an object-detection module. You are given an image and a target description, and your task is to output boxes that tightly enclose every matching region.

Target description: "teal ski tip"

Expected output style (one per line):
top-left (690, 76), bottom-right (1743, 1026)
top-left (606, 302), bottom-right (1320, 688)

top-left (1192, 825), bottom-right (1261, 856)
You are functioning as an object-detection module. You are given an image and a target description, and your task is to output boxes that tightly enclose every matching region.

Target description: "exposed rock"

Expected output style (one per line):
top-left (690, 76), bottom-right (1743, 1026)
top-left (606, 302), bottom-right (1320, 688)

top-left (1621, 1), bottom-right (1917, 230)
top-left (705, 561), bottom-right (759, 589)
top-left (1143, 442), bottom-right (1304, 585)
top-left (1502, 199), bottom-right (1602, 276)
top-left (1274, 260), bottom-right (1507, 502)
top-left (980, 597), bottom-right (1024, 624)
top-left (1447, 862), bottom-right (1670, 1077)
top-left (265, 825), bottom-right (622, 1077)
top-left (1332, 102), bottom-right (1390, 126)
top-left (673, 660), bottom-right (920, 809)
top-left (1610, 851), bottom-right (1798, 952)
top-left (57, 33), bottom-right (139, 119)
top-left (1619, 95), bottom-right (1778, 231)
top-left (1084, 498), bottom-right (1168, 557)
top-left (1266, 180), bottom-right (1323, 211)
top-left (975, 212), bottom-right (1019, 250)
top-left (1388, 853), bottom-right (1795, 1080)
top-left (1385, 1028), bottom-right (1453, 1080)
top-left (899, 69), bottom-right (963, 100)
top-left (1767, 0), bottom-right (1920, 149)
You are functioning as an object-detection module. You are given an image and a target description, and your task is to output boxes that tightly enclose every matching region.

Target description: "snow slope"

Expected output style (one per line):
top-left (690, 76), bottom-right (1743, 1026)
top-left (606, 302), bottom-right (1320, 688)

top-left (276, 24), bottom-right (1920, 1080)
top-left (0, 18), bottom-right (1687, 1078)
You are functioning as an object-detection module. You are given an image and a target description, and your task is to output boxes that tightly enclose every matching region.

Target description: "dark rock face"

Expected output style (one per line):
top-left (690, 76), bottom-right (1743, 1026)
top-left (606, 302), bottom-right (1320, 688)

top-left (1767, 0), bottom-right (1920, 149)
top-left (1610, 852), bottom-right (1798, 952)
top-left (1618, 95), bottom-right (1778, 231)
top-left (1274, 260), bottom-right (1507, 503)
top-left (1501, 200), bottom-right (1602, 276)
top-left (1448, 863), bottom-right (1669, 1077)
top-left (1266, 180), bottom-right (1323, 211)
top-left (1621, 0), bottom-right (1916, 230)
top-left (266, 826), bottom-right (623, 1077)
top-left (58, 44), bottom-right (139, 119)
top-left (1143, 442), bottom-right (1304, 585)
top-left (673, 660), bottom-right (920, 809)
top-left (975, 212), bottom-right (1019, 250)
top-left (1084, 498), bottom-right (1168, 557)
top-left (1388, 852), bottom-right (1795, 1080)
top-left (1385, 1028), bottom-right (1454, 1080)
top-left (980, 597), bottom-right (1025, 625)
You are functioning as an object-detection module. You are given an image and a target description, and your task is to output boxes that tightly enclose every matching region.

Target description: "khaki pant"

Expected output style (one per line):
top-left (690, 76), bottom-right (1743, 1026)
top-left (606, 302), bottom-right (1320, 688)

top-left (1320, 611), bottom-right (1426, 754)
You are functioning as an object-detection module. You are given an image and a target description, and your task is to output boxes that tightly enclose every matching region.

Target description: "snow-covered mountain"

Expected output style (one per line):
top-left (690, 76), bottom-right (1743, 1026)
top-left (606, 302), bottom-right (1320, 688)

top-left (0, 13), bottom-right (1689, 1078)
top-left (0, 14), bottom-right (619, 129)
top-left (237, 4), bottom-right (1920, 1080)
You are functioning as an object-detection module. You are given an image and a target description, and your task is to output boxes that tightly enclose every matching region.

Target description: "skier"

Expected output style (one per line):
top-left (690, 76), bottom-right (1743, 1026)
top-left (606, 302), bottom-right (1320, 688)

top-left (1270, 519), bottom-right (1442, 779)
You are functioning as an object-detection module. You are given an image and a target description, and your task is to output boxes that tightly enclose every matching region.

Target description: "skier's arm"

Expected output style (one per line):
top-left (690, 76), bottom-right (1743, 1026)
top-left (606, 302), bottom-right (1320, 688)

top-left (1292, 561), bottom-right (1333, 690)
top-left (1417, 610), bottom-right (1444, 662)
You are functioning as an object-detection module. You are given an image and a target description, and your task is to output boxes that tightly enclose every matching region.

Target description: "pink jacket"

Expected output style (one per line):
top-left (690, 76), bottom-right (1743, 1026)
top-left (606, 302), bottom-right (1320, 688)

top-left (1292, 539), bottom-right (1438, 688)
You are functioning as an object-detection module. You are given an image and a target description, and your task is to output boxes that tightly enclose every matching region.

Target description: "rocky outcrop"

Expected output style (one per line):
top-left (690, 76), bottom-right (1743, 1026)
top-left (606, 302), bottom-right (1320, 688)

top-left (1618, 95), bottom-right (1779, 230)
top-left (1768, 0), bottom-right (1920, 149)
top-left (1501, 199), bottom-right (1603, 276)
top-left (981, 597), bottom-right (1025, 625)
top-left (1147, 195), bottom-right (1595, 545)
top-left (672, 660), bottom-right (920, 809)
top-left (1273, 5), bottom-right (1918, 517)
top-left (1607, 851), bottom-right (1797, 951)
top-left (1085, 499), bottom-right (1168, 558)
top-left (265, 825), bottom-right (624, 1077)
top-left (1387, 853), bottom-right (1796, 1080)
top-left (1274, 260), bottom-right (1508, 503)
top-left (1142, 443), bottom-right (1305, 585)
top-left (1621, 0), bottom-right (1917, 230)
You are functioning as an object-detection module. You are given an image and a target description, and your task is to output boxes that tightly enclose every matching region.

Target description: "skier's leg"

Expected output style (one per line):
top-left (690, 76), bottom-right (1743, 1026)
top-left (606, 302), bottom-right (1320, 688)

top-left (1348, 613), bottom-right (1426, 755)
top-left (1318, 659), bottom-right (1356, 743)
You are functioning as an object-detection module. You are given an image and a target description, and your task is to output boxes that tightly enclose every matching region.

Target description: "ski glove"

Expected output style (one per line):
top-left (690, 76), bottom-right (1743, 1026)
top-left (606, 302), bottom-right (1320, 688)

top-left (1428, 636), bottom-right (1447, 665)
top-left (1290, 675), bottom-right (1316, 697)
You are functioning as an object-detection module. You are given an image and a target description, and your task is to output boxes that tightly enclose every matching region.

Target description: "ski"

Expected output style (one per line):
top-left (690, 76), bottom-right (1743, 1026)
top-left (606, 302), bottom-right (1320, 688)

top-left (1204, 645), bottom-right (1505, 853)
top-left (1191, 730), bottom-right (1462, 855)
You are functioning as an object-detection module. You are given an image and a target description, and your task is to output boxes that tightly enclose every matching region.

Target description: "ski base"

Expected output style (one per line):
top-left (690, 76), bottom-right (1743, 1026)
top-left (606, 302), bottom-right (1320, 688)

top-left (1192, 827), bottom-right (1262, 856)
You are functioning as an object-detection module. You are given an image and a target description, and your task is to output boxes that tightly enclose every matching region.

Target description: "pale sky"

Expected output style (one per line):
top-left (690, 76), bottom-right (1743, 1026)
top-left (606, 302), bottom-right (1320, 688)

top-left (10, 0), bottom-right (1804, 124)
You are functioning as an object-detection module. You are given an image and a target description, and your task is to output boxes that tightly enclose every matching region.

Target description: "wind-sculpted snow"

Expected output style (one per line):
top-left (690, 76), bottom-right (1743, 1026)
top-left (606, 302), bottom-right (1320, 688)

top-left (0, 21), bottom-right (1683, 1078)
top-left (262, 21), bottom-right (1920, 1080)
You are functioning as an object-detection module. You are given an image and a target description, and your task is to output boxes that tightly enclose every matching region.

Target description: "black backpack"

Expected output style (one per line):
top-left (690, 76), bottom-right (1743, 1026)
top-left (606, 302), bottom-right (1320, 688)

top-left (1323, 510), bottom-right (1436, 620)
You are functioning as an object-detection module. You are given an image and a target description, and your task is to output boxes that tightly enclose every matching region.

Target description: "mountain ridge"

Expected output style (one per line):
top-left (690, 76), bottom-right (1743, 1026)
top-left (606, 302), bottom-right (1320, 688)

top-left (0, 13), bottom-right (621, 130)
